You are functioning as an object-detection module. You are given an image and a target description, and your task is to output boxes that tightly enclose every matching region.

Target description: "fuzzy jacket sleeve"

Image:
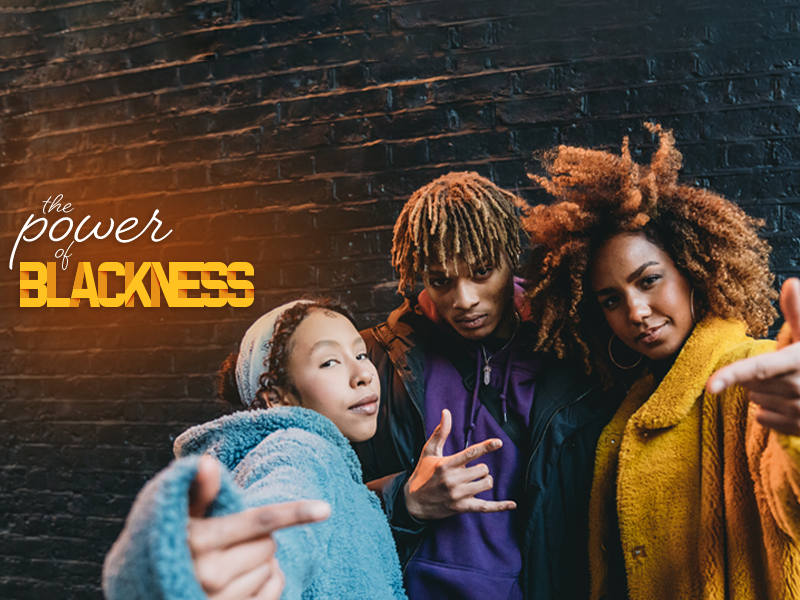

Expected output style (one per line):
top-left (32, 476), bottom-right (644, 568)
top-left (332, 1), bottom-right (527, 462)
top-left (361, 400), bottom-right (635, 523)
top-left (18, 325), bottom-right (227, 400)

top-left (232, 429), bottom-right (338, 600)
top-left (102, 455), bottom-right (245, 600)
top-left (102, 442), bottom-right (339, 600)
top-left (723, 335), bottom-right (800, 544)
top-left (714, 334), bottom-right (800, 544)
top-left (742, 325), bottom-right (800, 542)
top-left (757, 427), bottom-right (800, 541)
top-left (713, 330), bottom-right (800, 549)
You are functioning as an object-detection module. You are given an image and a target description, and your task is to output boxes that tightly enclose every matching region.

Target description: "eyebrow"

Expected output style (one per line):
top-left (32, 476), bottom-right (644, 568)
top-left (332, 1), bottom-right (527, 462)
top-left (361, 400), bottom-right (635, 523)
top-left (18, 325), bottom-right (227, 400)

top-left (310, 340), bottom-right (338, 353)
top-left (595, 261), bottom-right (661, 296)
top-left (309, 337), bottom-right (364, 352)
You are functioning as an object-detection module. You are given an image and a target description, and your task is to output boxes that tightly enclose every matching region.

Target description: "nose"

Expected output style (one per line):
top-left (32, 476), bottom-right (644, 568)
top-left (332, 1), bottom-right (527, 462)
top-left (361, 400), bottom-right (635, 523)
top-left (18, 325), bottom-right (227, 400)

top-left (350, 360), bottom-right (375, 388)
top-left (627, 293), bottom-right (652, 324)
top-left (453, 279), bottom-right (480, 310)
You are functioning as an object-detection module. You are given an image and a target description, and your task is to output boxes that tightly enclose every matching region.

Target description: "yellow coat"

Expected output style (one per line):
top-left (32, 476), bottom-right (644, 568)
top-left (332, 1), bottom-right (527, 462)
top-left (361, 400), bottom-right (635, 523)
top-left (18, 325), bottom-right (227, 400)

top-left (588, 318), bottom-right (800, 600)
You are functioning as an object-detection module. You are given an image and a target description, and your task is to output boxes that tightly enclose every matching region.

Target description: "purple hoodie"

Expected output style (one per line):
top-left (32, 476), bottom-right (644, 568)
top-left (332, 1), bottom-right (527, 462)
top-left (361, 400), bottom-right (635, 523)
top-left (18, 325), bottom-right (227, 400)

top-left (403, 284), bottom-right (541, 600)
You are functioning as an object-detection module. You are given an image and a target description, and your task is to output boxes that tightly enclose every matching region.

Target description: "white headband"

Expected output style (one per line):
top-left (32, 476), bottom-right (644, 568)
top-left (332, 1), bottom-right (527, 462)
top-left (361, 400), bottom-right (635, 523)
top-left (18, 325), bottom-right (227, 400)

top-left (235, 300), bottom-right (312, 407)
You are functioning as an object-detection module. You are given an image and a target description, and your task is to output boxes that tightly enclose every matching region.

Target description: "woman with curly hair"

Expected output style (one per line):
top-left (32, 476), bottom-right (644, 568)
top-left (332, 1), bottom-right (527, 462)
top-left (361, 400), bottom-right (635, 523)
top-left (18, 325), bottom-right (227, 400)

top-left (521, 123), bottom-right (800, 600)
top-left (104, 299), bottom-right (407, 600)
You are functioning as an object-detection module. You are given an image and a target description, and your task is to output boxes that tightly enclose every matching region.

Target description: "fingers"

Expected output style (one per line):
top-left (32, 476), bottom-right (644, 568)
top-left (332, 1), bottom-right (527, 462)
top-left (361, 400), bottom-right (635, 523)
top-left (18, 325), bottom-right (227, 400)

top-left (706, 279), bottom-right (800, 395)
top-left (194, 534), bottom-right (277, 593)
top-left (440, 468), bottom-right (517, 514)
top-left (706, 346), bottom-right (800, 395)
top-left (780, 278), bottom-right (800, 348)
top-left (422, 409), bottom-right (452, 457)
top-left (749, 390), bottom-right (800, 418)
top-left (447, 438), bottom-right (503, 468)
top-left (755, 406), bottom-right (800, 437)
top-left (254, 563), bottom-right (286, 600)
top-left (189, 455), bottom-right (222, 518)
top-left (436, 463), bottom-right (492, 498)
top-left (190, 501), bottom-right (329, 599)
top-left (461, 462), bottom-right (490, 483)
top-left (741, 367), bottom-right (800, 396)
top-left (405, 432), bottom-right (514, 519)
top-left (458, 473), bottom-right (496, 499)
top-left (248, 499), bottom-right (331, 534)
top-left (190, 500), bottom-right (331, 554)
top-left (457, 498), bottom-right (517, 514)
top-left (204, 558), bottom-right (281, 600)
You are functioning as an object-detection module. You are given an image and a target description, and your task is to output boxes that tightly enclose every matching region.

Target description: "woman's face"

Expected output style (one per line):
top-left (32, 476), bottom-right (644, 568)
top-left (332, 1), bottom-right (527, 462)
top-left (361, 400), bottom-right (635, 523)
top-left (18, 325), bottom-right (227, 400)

top-left (280, 309), bottom-right (380, 442)
top-left (590, 232), bottom-right (695, 362)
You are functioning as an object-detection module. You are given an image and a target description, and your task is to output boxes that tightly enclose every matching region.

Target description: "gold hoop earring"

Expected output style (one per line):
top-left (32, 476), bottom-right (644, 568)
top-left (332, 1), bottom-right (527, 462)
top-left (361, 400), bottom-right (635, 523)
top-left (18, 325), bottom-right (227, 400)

top-left (608, 334), bottom-right (643, 370)
top-left (690, 288), bottom-right (697, 324)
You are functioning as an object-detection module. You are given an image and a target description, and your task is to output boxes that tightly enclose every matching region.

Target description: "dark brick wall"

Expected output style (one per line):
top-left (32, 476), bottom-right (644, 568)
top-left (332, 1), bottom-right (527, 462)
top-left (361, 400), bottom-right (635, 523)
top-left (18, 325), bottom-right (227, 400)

top-left (1, 1), bottom-right (799, 598)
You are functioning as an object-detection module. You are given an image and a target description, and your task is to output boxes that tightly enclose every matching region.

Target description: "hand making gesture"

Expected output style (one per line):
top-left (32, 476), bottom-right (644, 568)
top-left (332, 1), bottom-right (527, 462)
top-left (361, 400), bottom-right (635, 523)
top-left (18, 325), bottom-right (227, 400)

top-left (707, 278), bottom-right (800, 436)
top-left (188, 455), bottom-right (331, 600)
top-left (404, 409), bottom-right (517, 520)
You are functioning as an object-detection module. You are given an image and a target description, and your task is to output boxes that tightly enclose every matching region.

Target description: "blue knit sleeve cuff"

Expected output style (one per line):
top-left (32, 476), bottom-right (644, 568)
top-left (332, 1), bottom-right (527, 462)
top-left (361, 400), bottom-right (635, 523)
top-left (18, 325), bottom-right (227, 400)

top-left (103, 456), bottom-right (245, 600)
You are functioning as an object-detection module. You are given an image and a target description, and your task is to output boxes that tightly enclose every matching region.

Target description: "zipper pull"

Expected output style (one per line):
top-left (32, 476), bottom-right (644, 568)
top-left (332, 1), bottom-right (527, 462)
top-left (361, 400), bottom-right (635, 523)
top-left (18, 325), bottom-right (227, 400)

top-left (483, 363), bottom-right (492, 386)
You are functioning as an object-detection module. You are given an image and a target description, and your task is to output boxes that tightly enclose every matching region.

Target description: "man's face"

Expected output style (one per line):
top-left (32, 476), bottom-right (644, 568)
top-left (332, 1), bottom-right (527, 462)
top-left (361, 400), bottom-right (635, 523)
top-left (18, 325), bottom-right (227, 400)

top-left (423, 252), bottom-right (516, 341)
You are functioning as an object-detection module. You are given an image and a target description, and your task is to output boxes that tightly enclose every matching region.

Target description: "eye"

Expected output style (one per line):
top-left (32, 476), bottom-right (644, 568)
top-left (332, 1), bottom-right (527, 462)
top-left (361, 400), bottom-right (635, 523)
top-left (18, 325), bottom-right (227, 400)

top-left (599, 296), bottom-right (619, 310)
top-left (320, 359), bottom-right (339, 368)
top-left (641, 274), bottom-right (661, 288)
top-left (473, 265), bottom-right (494, 279)
top-left (356, 352), bottom-right (368, 361)
top-left (429, 277), bottom-right (449, 288)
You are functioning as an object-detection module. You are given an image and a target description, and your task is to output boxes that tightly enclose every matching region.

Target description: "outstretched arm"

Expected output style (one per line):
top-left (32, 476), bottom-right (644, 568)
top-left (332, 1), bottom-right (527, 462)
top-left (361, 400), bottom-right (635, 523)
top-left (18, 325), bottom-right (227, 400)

top-left (104, 454), bottom-right (330, 600)
top-left (707, 278), bottom-right (800, 435)
top-left (188, 456), bottom-right (330, 600)
top-left (706, 277), bottom-right (800, 540)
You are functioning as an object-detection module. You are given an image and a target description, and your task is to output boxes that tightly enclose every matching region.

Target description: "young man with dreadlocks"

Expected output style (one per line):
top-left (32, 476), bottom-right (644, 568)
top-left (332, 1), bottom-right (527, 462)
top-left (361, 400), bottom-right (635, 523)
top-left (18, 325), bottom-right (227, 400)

top-left (352, 171), bottom-right (624, 600)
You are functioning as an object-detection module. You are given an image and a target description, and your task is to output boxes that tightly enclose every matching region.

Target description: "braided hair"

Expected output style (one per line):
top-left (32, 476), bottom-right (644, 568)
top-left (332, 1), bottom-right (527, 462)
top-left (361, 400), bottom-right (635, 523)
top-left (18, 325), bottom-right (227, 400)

top-left (392, 172), bottom-right (527, 292)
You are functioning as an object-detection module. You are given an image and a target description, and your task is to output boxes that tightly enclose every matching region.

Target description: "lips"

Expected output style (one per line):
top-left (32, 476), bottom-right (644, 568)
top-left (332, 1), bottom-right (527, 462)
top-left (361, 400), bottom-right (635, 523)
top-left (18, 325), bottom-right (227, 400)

top-left (456, 314), bottom-right (487, 330)
top-left (349, 393), bottom-right (379, 415)
top-left (637, 323), bottom-right (666, 344)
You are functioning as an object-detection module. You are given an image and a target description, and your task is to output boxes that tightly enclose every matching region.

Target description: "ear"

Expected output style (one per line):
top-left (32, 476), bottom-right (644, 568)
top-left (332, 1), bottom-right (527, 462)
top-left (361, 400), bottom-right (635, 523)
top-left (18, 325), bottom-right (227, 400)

top-left (266, 386), bottom-right (301, 408)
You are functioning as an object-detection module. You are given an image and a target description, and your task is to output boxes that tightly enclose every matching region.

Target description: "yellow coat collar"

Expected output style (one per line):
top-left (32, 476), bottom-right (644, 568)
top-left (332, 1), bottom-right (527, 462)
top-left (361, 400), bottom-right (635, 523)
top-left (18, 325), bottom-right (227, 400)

top-left (630, 318), bottom-right (748, 431)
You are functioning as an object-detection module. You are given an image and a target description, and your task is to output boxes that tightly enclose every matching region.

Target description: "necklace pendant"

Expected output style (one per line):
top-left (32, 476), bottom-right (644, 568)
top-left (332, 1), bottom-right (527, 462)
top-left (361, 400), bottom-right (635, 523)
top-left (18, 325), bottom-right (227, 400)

top-left (483, 363), bottom-right (492, 386)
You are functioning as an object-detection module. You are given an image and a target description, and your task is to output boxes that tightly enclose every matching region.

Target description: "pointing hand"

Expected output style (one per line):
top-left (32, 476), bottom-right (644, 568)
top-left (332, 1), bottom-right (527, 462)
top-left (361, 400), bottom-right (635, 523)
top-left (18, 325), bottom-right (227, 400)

top-left (404, 409), bottom-right (517, 520)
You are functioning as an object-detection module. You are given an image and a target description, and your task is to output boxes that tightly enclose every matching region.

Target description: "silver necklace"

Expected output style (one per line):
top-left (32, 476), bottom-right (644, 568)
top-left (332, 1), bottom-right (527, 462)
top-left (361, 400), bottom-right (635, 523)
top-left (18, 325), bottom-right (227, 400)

top-left (479, 312), bottom-right (520, 386)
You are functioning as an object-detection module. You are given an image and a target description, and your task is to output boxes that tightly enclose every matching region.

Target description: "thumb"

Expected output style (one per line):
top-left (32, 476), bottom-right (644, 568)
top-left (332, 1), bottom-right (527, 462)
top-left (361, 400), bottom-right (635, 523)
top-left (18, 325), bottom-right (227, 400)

top-left (422, 409), bottom-right (451, 457)
top-left (778, 278), bottom-right (800, 349)
top-left (189, 455), bottom-right (221, 518)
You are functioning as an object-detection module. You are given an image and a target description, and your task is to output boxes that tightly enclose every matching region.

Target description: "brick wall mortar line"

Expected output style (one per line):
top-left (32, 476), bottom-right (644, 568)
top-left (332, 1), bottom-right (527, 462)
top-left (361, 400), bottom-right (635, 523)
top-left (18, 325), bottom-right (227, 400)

top-left (8, 57), bottom-right (800, 131)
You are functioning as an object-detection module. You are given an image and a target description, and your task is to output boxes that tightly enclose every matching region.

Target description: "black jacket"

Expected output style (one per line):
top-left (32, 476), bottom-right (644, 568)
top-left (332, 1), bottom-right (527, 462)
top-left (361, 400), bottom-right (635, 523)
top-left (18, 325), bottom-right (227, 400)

top-left (353, 297), bottom-right (623, 600)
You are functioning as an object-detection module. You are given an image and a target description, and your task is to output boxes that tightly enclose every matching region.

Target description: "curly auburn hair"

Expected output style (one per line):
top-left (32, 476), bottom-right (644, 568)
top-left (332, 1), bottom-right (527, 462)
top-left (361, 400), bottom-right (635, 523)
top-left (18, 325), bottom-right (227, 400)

top-left (252, 299), bottom-right (357, 410)
top-left (392, 171), bottom-right (527, 293)
top-left (521, 122), bottom-right (778, 381)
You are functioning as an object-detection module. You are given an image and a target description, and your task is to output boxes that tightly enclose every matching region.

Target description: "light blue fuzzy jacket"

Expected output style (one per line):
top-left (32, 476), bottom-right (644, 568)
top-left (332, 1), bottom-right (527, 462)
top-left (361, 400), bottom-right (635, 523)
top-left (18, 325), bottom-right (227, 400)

top-left (102, 406), bottom-right (406, 600)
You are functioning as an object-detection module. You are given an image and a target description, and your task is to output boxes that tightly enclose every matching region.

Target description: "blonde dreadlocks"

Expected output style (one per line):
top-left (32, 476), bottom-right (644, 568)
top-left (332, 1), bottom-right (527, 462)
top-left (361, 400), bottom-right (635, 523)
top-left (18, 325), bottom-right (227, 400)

top-left (522, 123), bottom-right (778, 382)
top-left (392, 172), bottom-right (527, 293)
